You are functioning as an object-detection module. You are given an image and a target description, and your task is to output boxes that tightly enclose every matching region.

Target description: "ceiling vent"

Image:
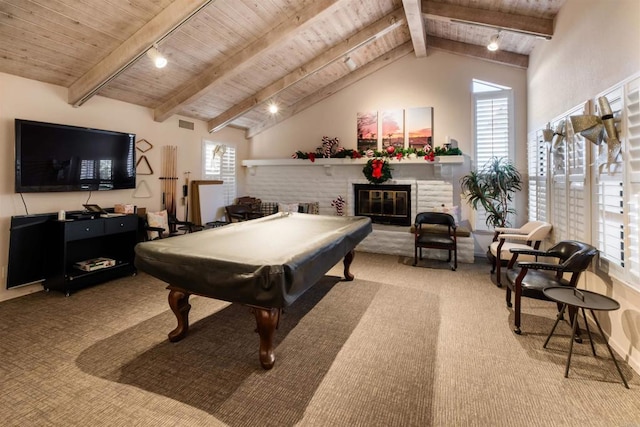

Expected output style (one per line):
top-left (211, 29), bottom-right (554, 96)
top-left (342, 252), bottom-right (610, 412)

top-left (178, 120), bottom-right (194, 130)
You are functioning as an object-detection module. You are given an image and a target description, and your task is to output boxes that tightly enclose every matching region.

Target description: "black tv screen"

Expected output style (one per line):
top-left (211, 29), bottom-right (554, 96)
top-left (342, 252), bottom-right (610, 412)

top-left (15, 119), bottom-right (136, 193)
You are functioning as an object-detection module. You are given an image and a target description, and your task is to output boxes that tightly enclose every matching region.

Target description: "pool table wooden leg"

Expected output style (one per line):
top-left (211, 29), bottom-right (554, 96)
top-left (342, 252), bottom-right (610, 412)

top-left (343, 250), bottom-right (355, 281)
top-left (252, 307), bottom-right (280, 370)
top-left (167, 287), bottom-right (191, 342)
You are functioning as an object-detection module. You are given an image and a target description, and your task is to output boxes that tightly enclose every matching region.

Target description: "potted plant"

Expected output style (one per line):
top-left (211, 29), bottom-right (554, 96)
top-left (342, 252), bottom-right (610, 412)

top-left (460, 157), bottom-right (522, 228)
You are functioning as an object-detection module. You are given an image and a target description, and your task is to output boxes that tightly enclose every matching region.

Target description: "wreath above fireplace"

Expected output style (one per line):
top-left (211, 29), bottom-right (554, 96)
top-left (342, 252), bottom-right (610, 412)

top-left (362, 158), bottom-right (392, 184)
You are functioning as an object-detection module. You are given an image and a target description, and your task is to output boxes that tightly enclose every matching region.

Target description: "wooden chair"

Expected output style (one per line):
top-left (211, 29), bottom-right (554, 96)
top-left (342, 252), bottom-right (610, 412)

top-left (487, 221), bottom-right (552, 287)
top-left (413, 212), bottom-right (457, 271)
top-left (139, 210), bottom-right (201, 241)
top-left (225, 204), bottom-right (263, 223)
top-left (505, 240), bottom-right (598, 335)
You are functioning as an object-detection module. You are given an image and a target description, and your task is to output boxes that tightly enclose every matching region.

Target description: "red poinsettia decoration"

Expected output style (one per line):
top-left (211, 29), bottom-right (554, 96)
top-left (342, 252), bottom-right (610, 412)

top-left (424, 151), bottom-right (435, 162)
top-left (308, 152), bottom-right (316, 162)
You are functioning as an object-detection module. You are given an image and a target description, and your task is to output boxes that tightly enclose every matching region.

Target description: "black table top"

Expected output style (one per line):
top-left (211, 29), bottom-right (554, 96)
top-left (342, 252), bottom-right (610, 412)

top-left (543, 286), bottom-right (620, 311)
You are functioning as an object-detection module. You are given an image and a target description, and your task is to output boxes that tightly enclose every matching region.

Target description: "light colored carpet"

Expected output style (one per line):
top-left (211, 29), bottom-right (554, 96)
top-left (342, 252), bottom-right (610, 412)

top-left (0, 252), bottom-right (638, 426)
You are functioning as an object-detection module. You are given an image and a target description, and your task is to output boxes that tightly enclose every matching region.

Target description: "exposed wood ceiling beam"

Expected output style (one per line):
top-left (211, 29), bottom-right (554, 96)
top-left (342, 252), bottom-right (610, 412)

top-left (207, 8), bottom-right (406, 133)
top-left (422, 0), bottom-right (554, 38)
top-left (68, 0), bottom-right (212, 107)
top-left (154, 0), bottom-right (342, 123)
top-left (402, 0), bottom-right (427, 57)
top-left (246, 42), bottom-right (414, 139)
top-left (428, 36), bottom-right (528, 69)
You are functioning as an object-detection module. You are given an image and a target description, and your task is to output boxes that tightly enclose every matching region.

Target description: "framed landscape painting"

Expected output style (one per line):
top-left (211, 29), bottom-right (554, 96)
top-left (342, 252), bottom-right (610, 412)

top-left (407, 107), bottom-right (433, 149)
top-left (381, 109), bottom-right (404, 149)
top-left (357, 111), bottom-right (378, 151)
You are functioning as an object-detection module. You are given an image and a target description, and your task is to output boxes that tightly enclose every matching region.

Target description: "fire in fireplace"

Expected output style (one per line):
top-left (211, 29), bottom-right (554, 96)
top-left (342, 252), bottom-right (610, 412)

top-left (354, 184), bottom-right (411, 226)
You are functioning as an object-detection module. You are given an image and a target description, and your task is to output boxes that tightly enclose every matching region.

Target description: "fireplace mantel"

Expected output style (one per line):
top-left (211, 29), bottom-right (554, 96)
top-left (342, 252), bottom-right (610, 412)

top-left (242, 156), bottom-right (464, 177)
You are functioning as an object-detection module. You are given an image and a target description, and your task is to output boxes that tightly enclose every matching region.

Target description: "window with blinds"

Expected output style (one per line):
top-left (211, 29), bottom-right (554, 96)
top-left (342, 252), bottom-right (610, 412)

top-left (203, 141), bottom-right (237, 206)
top-left (472, 79), bottom-right (514, 231)
top-left (595, 88), bottom-right (625, 275)
top-left (527, 130), bottom-right (548, 222)
top-left (528, 73), bottom-right (640, 290)
top-left (624, 76), bottom-right (640, 282)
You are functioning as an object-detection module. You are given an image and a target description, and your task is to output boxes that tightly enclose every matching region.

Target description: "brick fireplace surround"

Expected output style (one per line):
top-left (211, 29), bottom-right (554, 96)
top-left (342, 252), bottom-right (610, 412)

top-left (242, 159), bottom-right (474, 263)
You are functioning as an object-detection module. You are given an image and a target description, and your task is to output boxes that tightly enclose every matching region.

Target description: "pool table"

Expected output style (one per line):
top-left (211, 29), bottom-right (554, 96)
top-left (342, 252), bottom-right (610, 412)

top-left (134, 212), bottom-right (372, 369)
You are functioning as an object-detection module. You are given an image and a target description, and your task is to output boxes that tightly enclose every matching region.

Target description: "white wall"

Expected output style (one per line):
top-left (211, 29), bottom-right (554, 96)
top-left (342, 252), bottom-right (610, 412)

top-left (0, 71), bottom-right (247, 301)
top-left (528, 0), bottom-right (640, 129)
top-left (528, 0), bottom-right (640, 374)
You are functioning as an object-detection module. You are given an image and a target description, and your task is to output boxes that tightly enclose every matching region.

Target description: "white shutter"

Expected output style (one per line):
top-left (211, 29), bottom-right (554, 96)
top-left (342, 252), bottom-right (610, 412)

top-left (566, 107), bottom-right (589, 243)
top-left (203, 141), bottom-right (237, 206)
top-left (594, 88), bottom-right (625, 271)
top-left (550, 118), bottom-right (568, 242)
top-left (527, 130), bottom-right (548, 222)
top-left (473, 86), bottom-right (513, 230)
top-left (624, 77), bottom-right (640, 280)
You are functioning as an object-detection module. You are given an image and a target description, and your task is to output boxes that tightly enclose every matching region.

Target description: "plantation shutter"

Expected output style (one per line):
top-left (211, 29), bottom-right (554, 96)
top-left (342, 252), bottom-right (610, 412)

top-left (566, 109), bottom-right (589, 243)
top-left (550, 118), bottom-right (568, 242)
top-left (594, 89), bottom-right (625, 272)
top-left (203, 142), bottom-right (237, 206)
top-left (624, 77), bottom-right (640, 280)
top-left (528, 130), bottom-right (548, 222)
top-left (473, 89), bottom-right (512, 230)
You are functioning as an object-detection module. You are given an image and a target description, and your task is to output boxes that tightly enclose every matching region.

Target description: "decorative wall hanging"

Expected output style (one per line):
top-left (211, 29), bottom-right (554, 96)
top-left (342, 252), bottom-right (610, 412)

top-left (381, 109), bottom-right (404, 149)
top-left (570, 96), bottom-right (621, 171)
top-left (136, 138), bottom-right (153, 153)
top-left (357, 111), bottom-right (378, 152)
top-left (132, 179), bottom-right (152, 198)
top-left (136, 155), bottom-right (154, 175)
top-left (406, 107), bottom-right (433, 149)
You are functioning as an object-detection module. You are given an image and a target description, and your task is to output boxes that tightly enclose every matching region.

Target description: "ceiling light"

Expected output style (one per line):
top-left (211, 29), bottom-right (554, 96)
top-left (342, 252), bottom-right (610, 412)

top-left (487, 32), bottom-right (500, 52)
top-left (147, 45), bottom-right (167, 68)
top-left (268, 102), bottom-right (279, 114)
top-left (344, 56), bottom-right (357, 71)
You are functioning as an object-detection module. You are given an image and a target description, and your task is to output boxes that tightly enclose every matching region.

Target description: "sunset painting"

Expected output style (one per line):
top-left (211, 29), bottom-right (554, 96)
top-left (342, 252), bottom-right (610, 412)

top-left (381, 109), bottom-right (404, 148)
top-left (357, 111), bottom-right (378, 151)
top-left (407, 107), bottom-right (433, 149)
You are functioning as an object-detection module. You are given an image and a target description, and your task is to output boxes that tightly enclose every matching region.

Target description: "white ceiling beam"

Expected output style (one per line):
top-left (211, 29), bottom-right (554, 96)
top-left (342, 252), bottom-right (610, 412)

top-left (246, 42), bottom-right (414, 139)
top-left (154, 0), bottom-right (342, 123)
top-left (207, 8), bottom-right (406, 133)
top-left (68, 0), bottom-right (213, 107)
top-left (428, 36), bottom-right (528, 69)
top-left (402, 0), bottom-right (427, 57)
top-left (423, 0), bottom-right (554, 38)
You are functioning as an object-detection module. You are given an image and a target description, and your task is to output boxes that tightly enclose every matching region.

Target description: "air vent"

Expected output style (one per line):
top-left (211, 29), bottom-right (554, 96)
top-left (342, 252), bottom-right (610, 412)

top-left (178, 120), bottom-right (194, 130)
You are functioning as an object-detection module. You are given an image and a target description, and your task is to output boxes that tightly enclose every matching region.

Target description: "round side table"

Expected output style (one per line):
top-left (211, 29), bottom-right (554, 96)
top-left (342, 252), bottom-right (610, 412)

top-left (542, 286), bottom-right (628, 388)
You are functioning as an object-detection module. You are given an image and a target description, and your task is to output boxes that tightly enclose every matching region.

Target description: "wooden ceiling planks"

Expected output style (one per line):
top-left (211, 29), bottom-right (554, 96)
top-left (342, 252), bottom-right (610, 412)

top-left (0, 0), bottom-right (564, 134)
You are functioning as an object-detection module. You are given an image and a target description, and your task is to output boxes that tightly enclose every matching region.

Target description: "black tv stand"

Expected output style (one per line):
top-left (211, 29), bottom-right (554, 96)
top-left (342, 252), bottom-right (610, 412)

top-left (45, 214), bottom-right (138, 296)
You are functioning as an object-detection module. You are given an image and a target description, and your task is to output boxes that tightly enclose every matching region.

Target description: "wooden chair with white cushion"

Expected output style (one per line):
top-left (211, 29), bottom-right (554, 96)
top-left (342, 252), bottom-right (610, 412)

top-left (487, 221), bottom-right (552, 287)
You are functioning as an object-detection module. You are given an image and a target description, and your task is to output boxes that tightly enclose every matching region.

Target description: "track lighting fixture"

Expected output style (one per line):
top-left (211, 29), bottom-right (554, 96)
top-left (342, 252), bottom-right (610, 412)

top-left (147, 45), bottom-right (167, 68)
top-left (487, 32), bottom-right (500, 52)
top-left (344, 56), bottom-right (357, 71)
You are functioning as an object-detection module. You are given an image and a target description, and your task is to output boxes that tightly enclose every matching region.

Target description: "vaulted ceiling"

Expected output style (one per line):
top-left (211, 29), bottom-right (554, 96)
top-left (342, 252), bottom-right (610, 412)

top-left (0, 0), bottom-right (564, 137)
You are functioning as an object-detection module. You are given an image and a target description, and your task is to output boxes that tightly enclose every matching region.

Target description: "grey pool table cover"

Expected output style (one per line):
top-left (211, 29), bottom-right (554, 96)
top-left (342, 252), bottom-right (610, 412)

top-left (135, 213), bottom-right (372, 308)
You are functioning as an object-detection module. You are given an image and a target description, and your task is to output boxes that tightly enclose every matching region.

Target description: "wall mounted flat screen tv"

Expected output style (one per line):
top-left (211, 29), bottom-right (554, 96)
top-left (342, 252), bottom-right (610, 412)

top-left (15, 119), bottom-right (136, 193)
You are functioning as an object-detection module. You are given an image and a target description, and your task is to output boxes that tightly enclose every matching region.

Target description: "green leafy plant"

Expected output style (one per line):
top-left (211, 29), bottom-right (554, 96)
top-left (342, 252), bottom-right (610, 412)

top-left (460, 157), bottom-right (522, 228)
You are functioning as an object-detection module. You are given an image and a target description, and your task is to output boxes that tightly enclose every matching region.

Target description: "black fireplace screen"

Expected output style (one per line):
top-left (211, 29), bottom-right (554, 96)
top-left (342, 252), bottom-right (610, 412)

top-left (354, 184), bottom-right (411, 226)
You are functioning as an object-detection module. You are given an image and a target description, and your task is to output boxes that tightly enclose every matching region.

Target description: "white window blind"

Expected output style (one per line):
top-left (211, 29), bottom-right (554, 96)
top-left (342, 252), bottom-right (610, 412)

top-left (595, 89), bottom-right (625, 274)
top-left (566, 111), bottom-right (589, 243)
top-left (550, 118), bottom-right (568, 242)
top-left (472, 80), bottom-right (513, 230)
top-left (203, 141), bottom-right (237, 206)
top-left (527, 130), bottom-right (548, 222)
top-left (624, 77), bottom-right (640, 281)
